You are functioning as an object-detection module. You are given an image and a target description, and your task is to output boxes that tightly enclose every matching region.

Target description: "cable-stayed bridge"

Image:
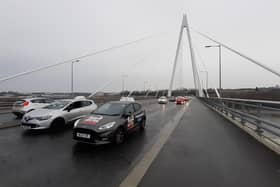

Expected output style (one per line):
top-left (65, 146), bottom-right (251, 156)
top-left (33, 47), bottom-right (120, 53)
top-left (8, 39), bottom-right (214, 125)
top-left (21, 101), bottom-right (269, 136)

top-left (0, 14), bottom-right (280, 187)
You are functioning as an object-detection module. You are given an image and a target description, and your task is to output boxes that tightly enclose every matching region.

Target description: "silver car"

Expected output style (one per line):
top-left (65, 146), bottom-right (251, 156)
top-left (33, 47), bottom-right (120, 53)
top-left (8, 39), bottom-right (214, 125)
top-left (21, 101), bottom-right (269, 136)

top-left (12, 97), bottom-right (54, 118)
top-left (21, 99), bottom-right (97, 130)
top-left (158, 96), bottom-right (168, 104)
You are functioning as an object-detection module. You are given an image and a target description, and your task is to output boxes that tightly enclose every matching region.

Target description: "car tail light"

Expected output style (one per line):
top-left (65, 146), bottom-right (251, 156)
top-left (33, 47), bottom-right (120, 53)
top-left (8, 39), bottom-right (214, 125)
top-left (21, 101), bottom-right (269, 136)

top-left (23, 101), bottom-right (29, 107)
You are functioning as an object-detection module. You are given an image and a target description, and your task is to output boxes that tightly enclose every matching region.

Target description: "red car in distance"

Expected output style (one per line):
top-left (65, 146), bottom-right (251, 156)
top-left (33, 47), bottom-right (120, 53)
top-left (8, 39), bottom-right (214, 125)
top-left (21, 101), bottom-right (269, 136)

top-left (175, 96), bottom-right (186, 105)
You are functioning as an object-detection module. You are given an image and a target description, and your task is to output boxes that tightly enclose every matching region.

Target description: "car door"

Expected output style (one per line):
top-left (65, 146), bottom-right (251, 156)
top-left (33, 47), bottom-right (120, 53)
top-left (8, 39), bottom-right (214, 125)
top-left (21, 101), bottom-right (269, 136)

top-left (125, 104), bottom-right (136, 131)
top-left (63, 101), bottom-right (84, 122)
top-left (80, 101), bottom-right (95, 115)
top-left (133, 103), bottom-right (144, 126)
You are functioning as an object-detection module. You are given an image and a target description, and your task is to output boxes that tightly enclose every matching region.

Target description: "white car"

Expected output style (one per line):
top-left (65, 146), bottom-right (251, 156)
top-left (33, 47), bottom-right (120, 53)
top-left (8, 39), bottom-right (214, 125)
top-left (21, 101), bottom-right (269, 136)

top-left (12, 97), bottom-right (55, 118)
top-left (21, 99), bottom-right (97, 130)
top-left (158, 96), bottom-right (168, 104)
top-left (120, 97), bottom-right (135, 102)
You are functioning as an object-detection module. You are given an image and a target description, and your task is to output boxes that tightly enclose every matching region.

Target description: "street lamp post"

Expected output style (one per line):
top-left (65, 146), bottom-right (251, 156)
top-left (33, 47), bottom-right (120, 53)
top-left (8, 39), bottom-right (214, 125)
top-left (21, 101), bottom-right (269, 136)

top-left (205, 45), bottom-right (222, 89)
top-left (71, 60), bottom-right (79, 96)
top-left (200, 70), bottom-right (208, 90)
top-left (121, 74), bottom-right (128, 93)
top-left (144, 81), bottom-right (148, 91)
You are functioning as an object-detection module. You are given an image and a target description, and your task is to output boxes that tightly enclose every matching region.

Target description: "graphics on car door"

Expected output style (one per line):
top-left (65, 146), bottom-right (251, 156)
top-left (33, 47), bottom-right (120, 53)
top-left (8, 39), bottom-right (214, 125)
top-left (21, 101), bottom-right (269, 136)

top-left (133, 103), bottom-right (144, 126)
top-left (125, 104), bottom-right (135, 130)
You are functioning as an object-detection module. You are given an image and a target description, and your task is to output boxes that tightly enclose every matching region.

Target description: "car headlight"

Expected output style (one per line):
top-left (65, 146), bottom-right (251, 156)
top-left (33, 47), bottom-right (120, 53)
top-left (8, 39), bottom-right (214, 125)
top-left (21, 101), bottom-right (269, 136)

top-left (34, 115), bottom-right (52, 121)
top-left (98, 122), bottom-right (116, 130)
top-left (74, 119), bottom-right (80, 127)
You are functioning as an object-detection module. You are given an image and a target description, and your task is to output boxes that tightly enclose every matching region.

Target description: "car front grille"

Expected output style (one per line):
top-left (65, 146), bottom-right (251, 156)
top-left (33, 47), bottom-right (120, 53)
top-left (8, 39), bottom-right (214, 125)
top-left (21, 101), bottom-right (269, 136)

top-left (22, 123), bottom-right (39, 128)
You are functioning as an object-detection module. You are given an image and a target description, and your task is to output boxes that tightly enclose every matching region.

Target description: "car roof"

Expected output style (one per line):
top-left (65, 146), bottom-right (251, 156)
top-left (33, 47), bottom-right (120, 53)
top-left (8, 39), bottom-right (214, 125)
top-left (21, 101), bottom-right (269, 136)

top-left (109, 101), bottom-right (137, 105)
top-left (24, 97), bottom-right (49, 101)
top-left (58, 99), bottom-right (92, 102)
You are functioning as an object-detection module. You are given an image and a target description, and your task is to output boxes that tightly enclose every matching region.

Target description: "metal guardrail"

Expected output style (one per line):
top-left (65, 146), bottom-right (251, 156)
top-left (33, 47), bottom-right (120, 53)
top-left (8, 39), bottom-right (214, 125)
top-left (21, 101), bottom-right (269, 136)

top-left (200, 97), bottom-right (280, 142)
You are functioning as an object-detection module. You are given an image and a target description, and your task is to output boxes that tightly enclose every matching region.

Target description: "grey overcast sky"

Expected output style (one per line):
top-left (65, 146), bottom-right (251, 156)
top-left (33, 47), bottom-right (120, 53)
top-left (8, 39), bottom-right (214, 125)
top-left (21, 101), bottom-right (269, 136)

top-left (0, 0), bottom-right (279, 93)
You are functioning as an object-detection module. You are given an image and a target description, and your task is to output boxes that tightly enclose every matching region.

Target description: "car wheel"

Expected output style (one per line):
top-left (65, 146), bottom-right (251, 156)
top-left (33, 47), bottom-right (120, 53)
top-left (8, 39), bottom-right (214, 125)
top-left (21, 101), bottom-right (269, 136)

top-left (50, 118), bottom-right (65, 129)
top-left (114, 128), bottom-right (125, 144)
top-left (140, 118), bottom-right (146, 131)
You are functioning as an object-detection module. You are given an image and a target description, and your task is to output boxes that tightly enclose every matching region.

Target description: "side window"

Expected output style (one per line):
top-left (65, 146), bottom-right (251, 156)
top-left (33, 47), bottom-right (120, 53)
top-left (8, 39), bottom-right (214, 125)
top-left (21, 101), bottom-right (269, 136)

top-left (81, 101), bottom-right (92, 107)
top-left (125, 104), bottom-right (135, 114)
top-left (133, 103), bottom-right (141, 112)
top-left (31, 99), bottom-right (44, 103)
top-left (71, 101), bottom-right (83, 109)
top-left (44, 99), bottom-right (54, 103)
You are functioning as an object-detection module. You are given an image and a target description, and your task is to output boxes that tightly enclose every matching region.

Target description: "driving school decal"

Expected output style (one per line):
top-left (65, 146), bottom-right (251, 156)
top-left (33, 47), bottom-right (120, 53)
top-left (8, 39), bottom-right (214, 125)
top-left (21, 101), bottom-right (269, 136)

top-left (83, 115), bottom-right (103, 125)
top-left (127, 116), bottom-right (135, 129)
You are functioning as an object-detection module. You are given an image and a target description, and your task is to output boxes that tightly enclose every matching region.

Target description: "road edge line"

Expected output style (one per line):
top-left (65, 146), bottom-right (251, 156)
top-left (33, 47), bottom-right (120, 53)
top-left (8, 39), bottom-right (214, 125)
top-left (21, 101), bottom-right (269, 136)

top-left (119, 102), bottom-right (190, 187)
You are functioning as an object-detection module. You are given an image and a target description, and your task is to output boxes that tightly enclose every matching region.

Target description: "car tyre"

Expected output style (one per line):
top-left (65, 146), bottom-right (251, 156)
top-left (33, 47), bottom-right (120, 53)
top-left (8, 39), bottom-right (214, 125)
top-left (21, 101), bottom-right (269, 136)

top-left (50, 118), bottom-right (65, 129)
top-left (114, 128), bottom-right (125, 144)
top-left (140, 118), bottom-right (146, 131)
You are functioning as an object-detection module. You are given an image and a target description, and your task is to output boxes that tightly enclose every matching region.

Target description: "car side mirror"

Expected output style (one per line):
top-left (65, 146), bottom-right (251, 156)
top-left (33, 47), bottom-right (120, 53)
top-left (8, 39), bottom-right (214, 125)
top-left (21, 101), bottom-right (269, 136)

top-left (123, 111), bottom-right (131, 117)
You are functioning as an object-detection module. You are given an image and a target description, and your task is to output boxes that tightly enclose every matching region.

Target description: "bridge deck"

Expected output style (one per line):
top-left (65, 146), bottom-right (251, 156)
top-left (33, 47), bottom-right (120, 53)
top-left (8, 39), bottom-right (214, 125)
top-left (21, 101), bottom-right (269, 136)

top-left (139, 98), bottom-right (280, 187)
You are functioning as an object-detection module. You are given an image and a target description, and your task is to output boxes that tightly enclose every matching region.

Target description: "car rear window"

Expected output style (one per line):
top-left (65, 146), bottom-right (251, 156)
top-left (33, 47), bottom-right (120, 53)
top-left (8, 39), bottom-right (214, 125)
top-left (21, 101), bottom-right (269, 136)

top-left (14, 100), bottom-right (26, 105)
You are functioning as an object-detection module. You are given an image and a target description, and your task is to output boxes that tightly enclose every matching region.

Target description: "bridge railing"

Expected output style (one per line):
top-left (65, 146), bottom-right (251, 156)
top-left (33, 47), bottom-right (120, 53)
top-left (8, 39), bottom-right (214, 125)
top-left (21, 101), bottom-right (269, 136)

top-left (200, 97), bottom-right (280, 142)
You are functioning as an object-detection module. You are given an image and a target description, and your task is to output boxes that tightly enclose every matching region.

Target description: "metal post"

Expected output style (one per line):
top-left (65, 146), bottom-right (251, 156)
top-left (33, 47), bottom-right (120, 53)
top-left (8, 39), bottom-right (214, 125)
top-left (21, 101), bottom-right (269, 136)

top-left (205, 45), bottom-right (221, 90)
top-left (219, 45), bottom-right (222, 89)
top-left (240, 104), bottom-right (245, 125)
top-left (200, 70), bottom-right (208, 90)
top-left (71, 60), bottom-right (79, 97)
top-left (71, 62), bottom-right (74, 96)
top-left (121, 74), bottom-right (128, 93)
top-left (255, 104), bottom-right (263, 134)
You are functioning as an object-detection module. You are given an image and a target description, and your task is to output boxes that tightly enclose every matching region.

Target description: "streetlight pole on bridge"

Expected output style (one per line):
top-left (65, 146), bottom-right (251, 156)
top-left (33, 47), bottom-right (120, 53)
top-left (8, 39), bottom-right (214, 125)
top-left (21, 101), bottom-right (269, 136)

top-left (71, 60), bottom-right (80, 96)
top-left (205, 45), bottom-right (222, 90)
top-left (200, 70), bottom-right (208, 90)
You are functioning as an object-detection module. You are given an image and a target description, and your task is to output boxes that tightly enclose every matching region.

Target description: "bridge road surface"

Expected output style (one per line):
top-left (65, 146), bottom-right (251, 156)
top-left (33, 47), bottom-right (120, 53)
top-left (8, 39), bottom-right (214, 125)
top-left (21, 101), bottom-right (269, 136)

top-left (0, 99), bottom-right (280, 187)
top-left (139, 98), bottom-right (280, 187)
top-left (0, 100), bottom-right (184, 187)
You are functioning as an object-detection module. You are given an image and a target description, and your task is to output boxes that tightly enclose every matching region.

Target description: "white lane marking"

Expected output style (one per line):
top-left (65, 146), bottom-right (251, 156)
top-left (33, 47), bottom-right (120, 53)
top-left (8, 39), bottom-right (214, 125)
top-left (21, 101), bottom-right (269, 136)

top-left (119, 102), bottom-right (191, 187)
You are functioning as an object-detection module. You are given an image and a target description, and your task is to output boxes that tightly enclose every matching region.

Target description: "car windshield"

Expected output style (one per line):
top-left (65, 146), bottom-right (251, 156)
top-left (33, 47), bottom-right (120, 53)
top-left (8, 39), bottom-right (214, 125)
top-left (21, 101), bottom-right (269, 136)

top-left (93, 103), bottom-right (127, 116)
top-left (43, 101), bottom-right (70, 109)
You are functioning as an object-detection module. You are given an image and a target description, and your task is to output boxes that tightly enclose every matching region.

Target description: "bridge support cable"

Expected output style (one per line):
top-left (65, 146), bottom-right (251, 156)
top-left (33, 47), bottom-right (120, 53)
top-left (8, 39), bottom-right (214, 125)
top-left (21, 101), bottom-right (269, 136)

top-left (168, 14), bottom-right (203, 97)
top-left (0, 34), bottom-right (158, 83)
top-left (190, 28), bottom-right (280, 78)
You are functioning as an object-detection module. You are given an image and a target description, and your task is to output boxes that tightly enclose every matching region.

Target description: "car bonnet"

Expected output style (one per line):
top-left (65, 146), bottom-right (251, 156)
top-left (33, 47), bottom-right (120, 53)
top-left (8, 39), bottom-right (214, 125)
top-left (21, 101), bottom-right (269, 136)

top-left (75, 114), bottom-right (121, 130)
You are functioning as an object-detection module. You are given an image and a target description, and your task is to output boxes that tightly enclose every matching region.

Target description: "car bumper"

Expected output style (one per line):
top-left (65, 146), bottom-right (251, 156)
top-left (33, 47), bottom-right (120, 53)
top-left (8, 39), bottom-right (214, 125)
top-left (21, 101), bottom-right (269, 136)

top-left (21, 119), bottom-right (52, 130)
top-left (176, 101), bottom-right (185, 104)
top-left (73, 128), bottom-right (115, 145)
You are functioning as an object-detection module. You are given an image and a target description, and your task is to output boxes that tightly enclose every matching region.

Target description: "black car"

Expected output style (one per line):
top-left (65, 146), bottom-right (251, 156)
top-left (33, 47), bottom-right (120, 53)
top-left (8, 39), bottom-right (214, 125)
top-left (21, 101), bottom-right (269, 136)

top-left (73, 101), bottom-right (146, 144)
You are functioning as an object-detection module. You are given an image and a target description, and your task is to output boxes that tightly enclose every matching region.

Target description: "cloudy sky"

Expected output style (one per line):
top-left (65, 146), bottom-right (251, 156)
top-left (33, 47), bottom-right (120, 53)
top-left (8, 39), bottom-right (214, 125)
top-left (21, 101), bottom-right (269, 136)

top-left (0, 0), bottom-right (279, 93)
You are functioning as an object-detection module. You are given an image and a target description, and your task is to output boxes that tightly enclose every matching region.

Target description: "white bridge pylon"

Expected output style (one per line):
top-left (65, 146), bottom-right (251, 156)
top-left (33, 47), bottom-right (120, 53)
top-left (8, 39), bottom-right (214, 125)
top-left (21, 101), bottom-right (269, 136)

top-left (168, 14), bottom-right (203, 97)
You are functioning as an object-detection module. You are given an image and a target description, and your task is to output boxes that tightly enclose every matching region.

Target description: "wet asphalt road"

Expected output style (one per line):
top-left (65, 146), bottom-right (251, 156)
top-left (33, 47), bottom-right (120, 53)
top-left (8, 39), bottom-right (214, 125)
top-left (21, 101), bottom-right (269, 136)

top-left (0, 101), bottom-right (182, 187)
top-left (1, 99), bottom-right (280, 187)
top-left (139, 99), bottom-right (280, 187)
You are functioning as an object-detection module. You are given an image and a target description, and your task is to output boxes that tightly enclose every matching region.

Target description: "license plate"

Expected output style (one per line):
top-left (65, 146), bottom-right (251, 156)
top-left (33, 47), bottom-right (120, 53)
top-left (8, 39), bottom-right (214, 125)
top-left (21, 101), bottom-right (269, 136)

top-left (76, 132), bottom-right (91, 139)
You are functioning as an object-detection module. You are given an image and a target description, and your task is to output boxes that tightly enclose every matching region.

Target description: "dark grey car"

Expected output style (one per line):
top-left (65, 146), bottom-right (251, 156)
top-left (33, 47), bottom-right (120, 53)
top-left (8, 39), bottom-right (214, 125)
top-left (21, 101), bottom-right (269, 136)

top-left (73, 101), bottom-right (146, 145)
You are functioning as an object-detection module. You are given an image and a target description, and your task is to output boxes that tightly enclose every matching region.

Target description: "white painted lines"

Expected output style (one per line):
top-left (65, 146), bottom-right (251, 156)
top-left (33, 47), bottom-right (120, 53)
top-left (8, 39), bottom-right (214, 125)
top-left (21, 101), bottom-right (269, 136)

top-left (119, 102), bottom-right (190, 187)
